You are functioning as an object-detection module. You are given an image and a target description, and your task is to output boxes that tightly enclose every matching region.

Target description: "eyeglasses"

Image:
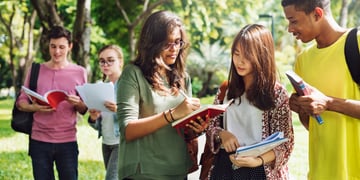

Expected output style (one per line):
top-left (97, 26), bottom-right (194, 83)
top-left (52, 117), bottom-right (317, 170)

top-left (163, 40), bottom-right (185, 50)
top-left (99, 59), bottom-right (115, 66)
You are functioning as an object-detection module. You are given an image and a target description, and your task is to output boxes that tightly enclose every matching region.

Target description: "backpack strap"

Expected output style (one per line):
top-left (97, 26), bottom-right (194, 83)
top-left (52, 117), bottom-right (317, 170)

top-left (29, 62), bottom-right (40, 91)
top-left (344, 27), bottom-right (360, 85)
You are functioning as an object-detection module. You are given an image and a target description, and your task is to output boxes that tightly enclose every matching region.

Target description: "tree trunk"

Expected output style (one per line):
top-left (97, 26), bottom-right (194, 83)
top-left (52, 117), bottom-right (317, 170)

top-left (198, 72), bottom-right (213, 98)
top-left (23, 10), bottom-right (38, 82)
top-left (72, 0), bottom-right (92, 78)
top-left (339, 0), bottom-right (349, 27)
top-left (30, 0), bottom-right (63, 60)
top-left (115, 0), bottom-right (169, 60)
top-left (0, 4), bottom-right (18, 93)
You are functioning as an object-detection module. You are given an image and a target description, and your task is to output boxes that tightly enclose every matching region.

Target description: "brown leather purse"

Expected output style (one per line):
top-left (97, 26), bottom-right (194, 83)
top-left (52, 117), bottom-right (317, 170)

top-left (187, 138), bottom-right (199, 173)
top-left (199, 81), bottom-right (228, 180)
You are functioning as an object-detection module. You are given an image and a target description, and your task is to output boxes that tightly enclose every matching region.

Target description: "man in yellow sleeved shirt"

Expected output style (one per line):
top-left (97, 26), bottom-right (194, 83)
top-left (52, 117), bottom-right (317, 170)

top-left (281, 0), bottom-right (360, 179)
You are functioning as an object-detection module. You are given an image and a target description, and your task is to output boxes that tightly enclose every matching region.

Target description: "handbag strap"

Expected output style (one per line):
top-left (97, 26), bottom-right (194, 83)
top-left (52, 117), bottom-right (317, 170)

top-left (217, 81), bottom-right (228, 128)
top-left (29, 62), bottom-right (40, 91)
top-left (218, 81), bottom-right (228, 104)
top-left (344, 27), bottom-right (360, 85)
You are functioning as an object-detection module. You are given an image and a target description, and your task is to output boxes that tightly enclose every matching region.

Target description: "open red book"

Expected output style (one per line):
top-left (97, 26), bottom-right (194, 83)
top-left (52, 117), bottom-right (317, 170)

top-left (22, 86), bottom-right (68, 109)
top-left (172, 99), bottom-right (233, 130)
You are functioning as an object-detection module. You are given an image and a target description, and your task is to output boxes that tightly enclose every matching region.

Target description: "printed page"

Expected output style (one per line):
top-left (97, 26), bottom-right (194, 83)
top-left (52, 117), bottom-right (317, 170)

top-left (76, 82), bottom-right (115, 112)
top-left (21, 86), bottom-right (48, 105)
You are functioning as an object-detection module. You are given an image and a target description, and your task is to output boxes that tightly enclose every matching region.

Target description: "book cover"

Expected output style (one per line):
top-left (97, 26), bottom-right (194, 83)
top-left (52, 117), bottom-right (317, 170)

top-left (285, 70), bottom-right (324, 124)
top-left (235, 132), bottom-right (288, 157)
top-left (21, 86), bottom-right (68, 109)
top-left (172, 99), bottom-right (233, 130)
top-left (75, 82), bottom-right (115, 112)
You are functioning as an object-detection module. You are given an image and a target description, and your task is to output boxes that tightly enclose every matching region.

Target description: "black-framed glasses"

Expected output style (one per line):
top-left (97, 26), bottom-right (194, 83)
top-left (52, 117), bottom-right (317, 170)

top-left (99, 59), bottom-right (115, 66)
top-left (163, 40), bottom-right (185, 50)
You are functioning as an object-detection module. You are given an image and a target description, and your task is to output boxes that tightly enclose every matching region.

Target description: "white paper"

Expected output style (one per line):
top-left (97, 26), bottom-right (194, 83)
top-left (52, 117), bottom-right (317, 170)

top-left (76, 82), bottom-right (115, 112)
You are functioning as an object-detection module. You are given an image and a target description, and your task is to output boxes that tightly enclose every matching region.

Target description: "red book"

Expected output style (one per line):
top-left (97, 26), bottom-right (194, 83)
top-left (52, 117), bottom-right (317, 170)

top-left (22, 86), bottom-right (68, 109)
top-left (171, 99), bottom-right (233, 130)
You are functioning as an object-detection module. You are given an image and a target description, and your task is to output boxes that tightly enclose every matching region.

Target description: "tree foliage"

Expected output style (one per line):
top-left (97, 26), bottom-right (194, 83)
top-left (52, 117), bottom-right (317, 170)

top-left (0, 0), bottom-right (359, 97)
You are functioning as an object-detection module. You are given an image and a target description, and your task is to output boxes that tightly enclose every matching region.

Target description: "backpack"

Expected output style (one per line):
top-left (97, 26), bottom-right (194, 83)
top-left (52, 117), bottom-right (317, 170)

top-left (11, 62), bottom-right (40, 134)
top-left (345, 27), bottom-right (360, 85)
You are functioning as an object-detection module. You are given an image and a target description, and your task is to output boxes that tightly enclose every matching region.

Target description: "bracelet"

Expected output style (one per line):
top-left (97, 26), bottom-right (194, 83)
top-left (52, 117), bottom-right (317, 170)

top-left (169, 108), bottom-right (176, 122)
top-left (215, 129), bottom-right (223, 143)
top-left (163, 111), bottom-right (171, 123)
top-left (257, 156), bottom-right (264, 166)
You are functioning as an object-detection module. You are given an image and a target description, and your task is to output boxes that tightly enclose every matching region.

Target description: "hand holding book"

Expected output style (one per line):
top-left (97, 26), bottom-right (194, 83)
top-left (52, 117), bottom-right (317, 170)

top-left (285, 70), bottom-right (324, 124)
top-left (22, 86), bottom-right (68, 109)
top-left (231, 132), bottom-right (288, 170)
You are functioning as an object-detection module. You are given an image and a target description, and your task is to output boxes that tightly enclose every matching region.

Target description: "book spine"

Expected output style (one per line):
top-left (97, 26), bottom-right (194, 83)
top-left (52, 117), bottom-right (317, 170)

top-left (314, 115), bottom-right (324, 124)
top-left (300, 82), bottom-right (324, 125)
top-left (299, 82), bottom-right (309, 95)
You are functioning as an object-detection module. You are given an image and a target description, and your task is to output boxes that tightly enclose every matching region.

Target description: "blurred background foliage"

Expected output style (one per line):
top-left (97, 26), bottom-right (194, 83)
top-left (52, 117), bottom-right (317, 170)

top-left (0, 0), bottom-right (359, 97)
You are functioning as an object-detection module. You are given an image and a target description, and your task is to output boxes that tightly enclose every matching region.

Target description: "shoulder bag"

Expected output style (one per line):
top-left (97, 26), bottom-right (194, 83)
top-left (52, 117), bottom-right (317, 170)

top-left (199, 81), bottom-right (228, 180)
top-left (344, 27), bottom-right (360, 85)
top-left (11, 62), bottom-right (40, 134)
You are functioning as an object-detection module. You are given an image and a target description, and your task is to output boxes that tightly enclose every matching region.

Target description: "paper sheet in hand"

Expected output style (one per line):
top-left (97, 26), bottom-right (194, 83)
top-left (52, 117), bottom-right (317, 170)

top-left (76, 82), bottom-right (115, 112)
top-left (235, 132), bottom-right (288, 157)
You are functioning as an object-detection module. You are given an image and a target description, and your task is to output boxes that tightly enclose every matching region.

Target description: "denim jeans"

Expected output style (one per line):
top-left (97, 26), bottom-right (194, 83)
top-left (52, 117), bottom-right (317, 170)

top-left (29, 139), bottom-right (79, 180)
top-left (102, 144), bottom-right (119, 180)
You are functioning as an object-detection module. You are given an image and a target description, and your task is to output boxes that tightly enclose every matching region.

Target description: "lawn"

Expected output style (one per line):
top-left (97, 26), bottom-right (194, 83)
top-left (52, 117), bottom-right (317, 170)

top-left (0, 97), bottom-right (308, 180)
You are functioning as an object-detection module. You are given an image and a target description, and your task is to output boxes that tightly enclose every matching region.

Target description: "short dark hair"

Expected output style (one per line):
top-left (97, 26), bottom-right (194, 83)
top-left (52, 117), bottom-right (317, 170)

top-left (281, 0), bottom-right (330, 14)
top-left (48, 26), bottom-right (72, 44)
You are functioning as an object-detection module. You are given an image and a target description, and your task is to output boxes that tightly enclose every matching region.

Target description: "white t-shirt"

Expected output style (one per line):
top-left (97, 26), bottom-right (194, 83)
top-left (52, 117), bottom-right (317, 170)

top-left (224, 95), bottom-right (263, 146)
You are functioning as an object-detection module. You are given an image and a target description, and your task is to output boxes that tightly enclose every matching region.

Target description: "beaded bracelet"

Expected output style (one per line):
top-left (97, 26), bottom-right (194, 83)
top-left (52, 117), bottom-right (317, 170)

top-left (163, 111), bottom-right (171, 123)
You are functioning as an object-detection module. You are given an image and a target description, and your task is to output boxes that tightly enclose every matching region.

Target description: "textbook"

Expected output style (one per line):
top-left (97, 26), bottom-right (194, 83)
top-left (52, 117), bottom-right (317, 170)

top-left (75, 82), bottom-right (115, 112)
top-left (235, 132), bottom-right (288, 157)
top-left (285, 70), bottom-right (324, 125)
top-left (21, 86), bottom-right (68, 109)
top-left (171, 99), bottom-right (234, 130)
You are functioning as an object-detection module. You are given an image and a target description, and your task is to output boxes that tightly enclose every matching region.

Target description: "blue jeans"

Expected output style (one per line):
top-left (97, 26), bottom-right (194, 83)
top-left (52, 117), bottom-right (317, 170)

top-left (29, 139), bottom-right (79, 180)
top-left (102, 144), bottom-right (119, 180)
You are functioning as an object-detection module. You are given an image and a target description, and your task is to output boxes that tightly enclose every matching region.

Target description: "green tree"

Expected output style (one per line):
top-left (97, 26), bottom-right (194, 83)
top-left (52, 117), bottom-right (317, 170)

top-left (0, 1), bottom-right (38, 93)
top-left (187, 40), bottom-right (229, 97)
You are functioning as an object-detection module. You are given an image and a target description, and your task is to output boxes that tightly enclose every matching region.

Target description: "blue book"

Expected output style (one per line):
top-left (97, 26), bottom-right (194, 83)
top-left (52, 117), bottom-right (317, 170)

top-left (235, 132), bottom-right (288, 157)
top-left (285, 70), bottom-right (324, 125)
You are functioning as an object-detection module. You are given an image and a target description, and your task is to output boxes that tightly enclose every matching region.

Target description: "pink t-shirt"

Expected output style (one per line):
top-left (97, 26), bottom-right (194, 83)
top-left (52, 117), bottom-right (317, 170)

top-left (18, 63), bottom-right (87, 143)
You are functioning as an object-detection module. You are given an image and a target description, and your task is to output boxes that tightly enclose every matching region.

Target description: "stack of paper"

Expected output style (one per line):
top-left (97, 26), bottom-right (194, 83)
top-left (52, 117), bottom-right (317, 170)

top-left (76, 82), bottom-right (115, 112)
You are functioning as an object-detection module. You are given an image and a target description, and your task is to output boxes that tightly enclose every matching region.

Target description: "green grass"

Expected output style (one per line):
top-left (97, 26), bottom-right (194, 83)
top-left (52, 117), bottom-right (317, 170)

top-left (0, 98), bottom-right (105, 180)
top-left (0, 97), bottom-right (308, 180)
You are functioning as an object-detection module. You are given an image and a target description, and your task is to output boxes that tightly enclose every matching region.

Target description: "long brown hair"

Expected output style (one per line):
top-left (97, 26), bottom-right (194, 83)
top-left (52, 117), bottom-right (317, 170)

top-left (227, 24), bottom-right (276, 110)
top-left (133, 10), bottom-right (189, 93)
